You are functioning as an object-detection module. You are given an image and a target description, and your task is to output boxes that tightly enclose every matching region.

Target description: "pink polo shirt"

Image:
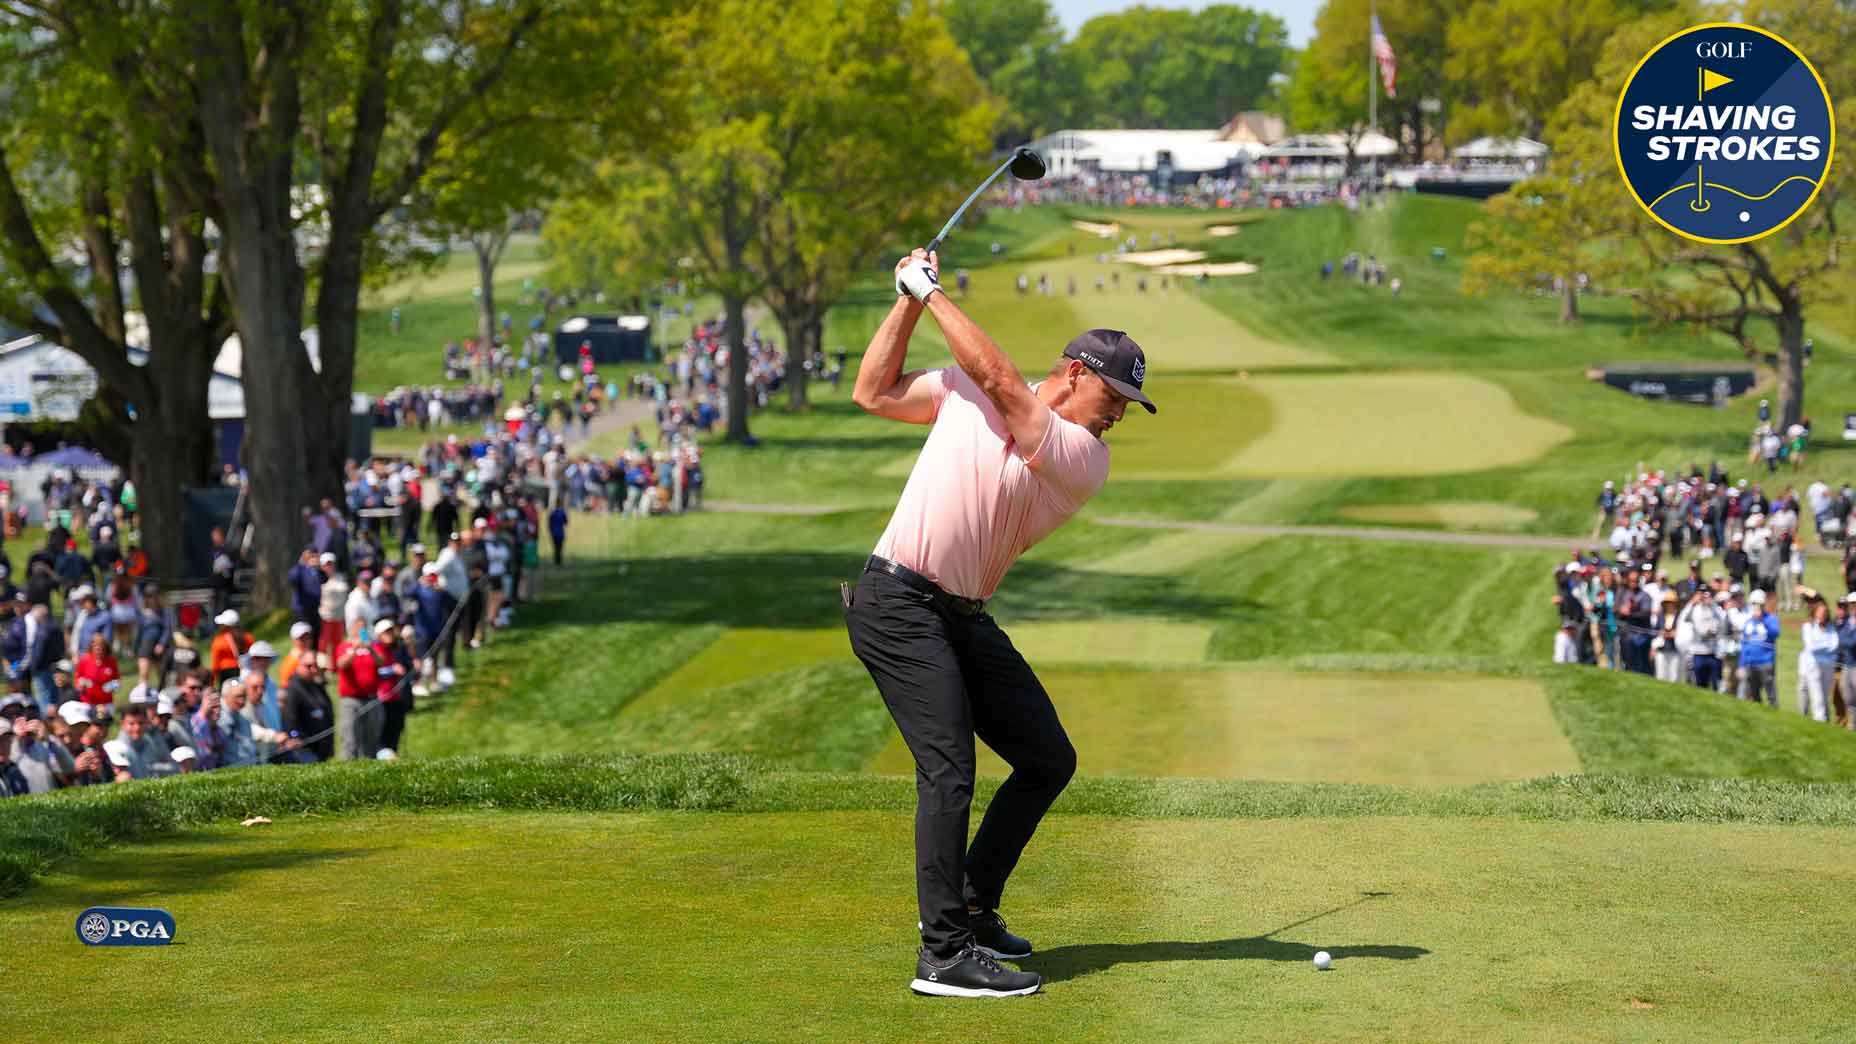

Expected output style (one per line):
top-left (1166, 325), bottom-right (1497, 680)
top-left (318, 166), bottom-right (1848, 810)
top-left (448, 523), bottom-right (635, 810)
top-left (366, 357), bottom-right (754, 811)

top-left (872, 366), bottom-right (1109, 600)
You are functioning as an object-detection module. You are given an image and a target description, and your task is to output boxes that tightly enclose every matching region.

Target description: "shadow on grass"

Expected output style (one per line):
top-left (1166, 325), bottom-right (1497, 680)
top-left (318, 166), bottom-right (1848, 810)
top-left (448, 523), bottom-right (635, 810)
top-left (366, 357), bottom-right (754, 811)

top-left (8, 836), bottom-right (374, 910)
top-left (527, 553), bottom-right (1261, 631)
top-left (1021, 890), bottom-right (1429, 982)
top-left (1021, 936), bottom-right (1432, 983)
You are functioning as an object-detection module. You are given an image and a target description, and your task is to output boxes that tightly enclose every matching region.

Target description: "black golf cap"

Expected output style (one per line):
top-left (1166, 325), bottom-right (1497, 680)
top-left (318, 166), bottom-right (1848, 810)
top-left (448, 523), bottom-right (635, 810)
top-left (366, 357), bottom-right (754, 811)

top-left (1062, 329), bottom-right (1156, 413)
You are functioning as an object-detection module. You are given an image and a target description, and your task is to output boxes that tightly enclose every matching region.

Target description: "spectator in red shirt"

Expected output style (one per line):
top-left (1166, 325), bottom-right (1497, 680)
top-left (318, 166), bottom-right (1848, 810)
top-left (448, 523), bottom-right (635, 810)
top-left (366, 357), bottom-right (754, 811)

top-left (333, 618), bottom-right (382, 760)
top-left (372, 620), bottom-right (413, 757)
top-left (73, 633), bottom-right (121, 720)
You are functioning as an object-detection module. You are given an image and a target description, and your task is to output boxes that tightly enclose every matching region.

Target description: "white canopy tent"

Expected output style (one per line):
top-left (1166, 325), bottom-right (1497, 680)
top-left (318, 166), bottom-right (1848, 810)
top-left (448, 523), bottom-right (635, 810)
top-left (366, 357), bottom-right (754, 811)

top-left (1260, 131), bottom-right (1398, 161)
top-left (1451, 136), bottom-right (1549, 161)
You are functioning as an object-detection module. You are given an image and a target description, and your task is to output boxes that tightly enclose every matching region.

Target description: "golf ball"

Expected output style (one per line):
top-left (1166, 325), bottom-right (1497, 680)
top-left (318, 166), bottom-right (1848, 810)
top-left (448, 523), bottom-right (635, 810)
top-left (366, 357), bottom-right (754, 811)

top-left (1313, 951), bottom-right (1333, 970)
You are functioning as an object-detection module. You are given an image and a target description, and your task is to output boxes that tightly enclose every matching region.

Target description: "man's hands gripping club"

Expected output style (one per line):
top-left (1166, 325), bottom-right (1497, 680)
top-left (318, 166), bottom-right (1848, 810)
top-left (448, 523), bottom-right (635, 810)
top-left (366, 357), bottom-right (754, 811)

top-left (896, 248), bottom-right (942, 303)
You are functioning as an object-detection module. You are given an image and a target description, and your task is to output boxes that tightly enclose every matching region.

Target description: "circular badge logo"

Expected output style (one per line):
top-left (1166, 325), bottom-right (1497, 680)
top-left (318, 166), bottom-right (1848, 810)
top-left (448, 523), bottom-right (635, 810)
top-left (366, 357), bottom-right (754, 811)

top-left (1614, 23), bottom-right (1834, 244)
top-left (78, 911), bottom-right (110, 945)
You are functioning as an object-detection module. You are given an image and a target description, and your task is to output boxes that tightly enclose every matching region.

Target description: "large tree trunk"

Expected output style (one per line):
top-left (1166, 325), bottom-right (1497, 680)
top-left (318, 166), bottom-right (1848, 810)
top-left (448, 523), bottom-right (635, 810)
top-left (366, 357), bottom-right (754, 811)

top-left (135, 326), bottom-right (216, 578)
top-left (476, 239), bottom-right (498, 364)
top-left (777, 306), bottom-right (821, 411)
top-left (723, 292), bottom-right (752, 443)
top-left (194, 6), bottom-right (313, 613)
top-left (1775, 306), bottom-right (1805, 430)
top-left (1558, 277), bottom-right (1579, 323)
top-left (309, 240), bottom-right (361, 504)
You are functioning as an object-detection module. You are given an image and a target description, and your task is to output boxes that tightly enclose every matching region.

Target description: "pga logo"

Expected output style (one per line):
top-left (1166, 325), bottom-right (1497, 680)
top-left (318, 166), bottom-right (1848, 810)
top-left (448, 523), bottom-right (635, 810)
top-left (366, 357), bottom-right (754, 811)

top-left (75, 906), bottom-right (176, 947)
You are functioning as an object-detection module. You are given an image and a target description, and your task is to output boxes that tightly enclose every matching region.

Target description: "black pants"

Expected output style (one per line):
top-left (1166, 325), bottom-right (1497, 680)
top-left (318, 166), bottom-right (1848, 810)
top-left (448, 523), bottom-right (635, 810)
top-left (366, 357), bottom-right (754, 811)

top-left (551, 535), bottom-right (564, 566)
top-left (379, 697), bottom-right (410, 752)
top-left (844, 568), bottom-right (1076, 959)
top-left (460, 586), bottom-right (484, 645)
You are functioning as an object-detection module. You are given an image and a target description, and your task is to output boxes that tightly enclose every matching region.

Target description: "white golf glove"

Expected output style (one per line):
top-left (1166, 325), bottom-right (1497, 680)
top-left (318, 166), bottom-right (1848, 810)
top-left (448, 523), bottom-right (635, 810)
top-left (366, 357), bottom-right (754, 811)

top-left (895, 258), bottom-right (942, 303)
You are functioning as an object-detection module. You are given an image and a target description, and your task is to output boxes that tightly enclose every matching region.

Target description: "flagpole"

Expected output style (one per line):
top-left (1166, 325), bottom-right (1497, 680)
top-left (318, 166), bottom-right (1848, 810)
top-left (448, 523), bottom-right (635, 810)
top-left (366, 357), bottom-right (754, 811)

top-left (1368, 0), bottom-right (1377, 135)
top-left (1367, 0), bottom-right (1378, 193)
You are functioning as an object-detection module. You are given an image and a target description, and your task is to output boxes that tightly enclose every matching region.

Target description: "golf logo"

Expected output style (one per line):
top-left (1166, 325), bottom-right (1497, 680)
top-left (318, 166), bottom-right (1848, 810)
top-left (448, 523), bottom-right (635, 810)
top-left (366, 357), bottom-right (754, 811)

top-left (1130, 357), bottom-right (1145, 385)
top-left (1614, 22), bottom-right (1834, 244)
top-left (77, 912), bottom-right (110, 944)
top-left (74, 906), bottom-right (176, 946)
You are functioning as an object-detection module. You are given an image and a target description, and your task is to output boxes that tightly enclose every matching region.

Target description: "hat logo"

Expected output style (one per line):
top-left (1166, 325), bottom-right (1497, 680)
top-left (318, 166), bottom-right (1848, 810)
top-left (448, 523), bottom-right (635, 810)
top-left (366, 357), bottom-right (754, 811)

top-left (1130, 357), bottom-right (1145, 385)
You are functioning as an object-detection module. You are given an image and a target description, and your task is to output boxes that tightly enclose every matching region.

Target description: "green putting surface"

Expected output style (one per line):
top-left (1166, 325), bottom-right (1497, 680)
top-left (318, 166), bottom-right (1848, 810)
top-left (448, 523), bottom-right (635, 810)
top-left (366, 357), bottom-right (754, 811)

top-left (6, 810), bottom-right (1850, 1042)
top-left (1223, 373), bottom-right (1573, 477)
top-left (868, 667), bottom-right (1580, 787)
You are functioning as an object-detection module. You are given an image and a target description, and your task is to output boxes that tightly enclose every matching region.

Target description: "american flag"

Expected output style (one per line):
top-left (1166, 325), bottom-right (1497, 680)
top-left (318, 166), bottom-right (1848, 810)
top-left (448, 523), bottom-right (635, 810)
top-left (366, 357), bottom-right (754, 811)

top-left (1371, 14), bottom-right (1397, 98)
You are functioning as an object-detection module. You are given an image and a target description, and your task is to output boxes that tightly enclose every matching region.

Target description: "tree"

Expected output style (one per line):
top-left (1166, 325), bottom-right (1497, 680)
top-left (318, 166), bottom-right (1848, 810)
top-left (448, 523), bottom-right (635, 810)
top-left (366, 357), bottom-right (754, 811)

top-left (193, 0), bottom-right (677, 610)
top-left (1069, 6), bottom-right (1289, 128)
top-left (1463, 173), bottom-right (1627, 322)
top-left (752, 0), bottom-right (996, 410)
top-left (1444, 0), bottom-right (1677, 141)
top-left (943, 0), bottom-right (1074, 140)
top-left (0, 7), bottom-right (227, 579)
top-left (549, 0), bottom-right (996, 429)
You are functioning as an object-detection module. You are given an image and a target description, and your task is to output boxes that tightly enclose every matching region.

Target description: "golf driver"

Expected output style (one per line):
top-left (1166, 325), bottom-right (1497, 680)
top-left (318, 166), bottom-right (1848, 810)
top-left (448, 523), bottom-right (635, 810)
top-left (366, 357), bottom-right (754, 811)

top-left (925, 146), bottom-right (1046, 255)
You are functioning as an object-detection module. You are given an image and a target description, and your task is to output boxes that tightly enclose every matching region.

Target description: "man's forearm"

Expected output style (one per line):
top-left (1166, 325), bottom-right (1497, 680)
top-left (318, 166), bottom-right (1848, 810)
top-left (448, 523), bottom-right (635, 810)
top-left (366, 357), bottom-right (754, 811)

top-left (851, 298), bottom-right (923, 407)
top-left (925, 293), bottom-right (1019, 401)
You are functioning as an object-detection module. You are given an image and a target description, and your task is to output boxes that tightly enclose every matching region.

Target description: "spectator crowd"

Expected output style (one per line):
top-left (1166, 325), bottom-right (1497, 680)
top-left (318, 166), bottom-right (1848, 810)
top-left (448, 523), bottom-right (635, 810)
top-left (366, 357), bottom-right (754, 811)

top-left (1552, 462), bottom-right (1856, 729)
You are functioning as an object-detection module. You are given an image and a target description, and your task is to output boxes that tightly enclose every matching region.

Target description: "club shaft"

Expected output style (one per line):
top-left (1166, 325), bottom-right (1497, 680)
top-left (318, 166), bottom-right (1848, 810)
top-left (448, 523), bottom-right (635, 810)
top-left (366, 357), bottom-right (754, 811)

top-left (926, 154), bottom-right (1017, 254)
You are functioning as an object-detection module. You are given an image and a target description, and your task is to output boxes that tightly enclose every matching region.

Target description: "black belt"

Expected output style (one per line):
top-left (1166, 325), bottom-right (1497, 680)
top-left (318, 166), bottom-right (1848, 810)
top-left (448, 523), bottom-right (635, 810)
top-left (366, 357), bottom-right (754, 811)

top-left (865, 556), bottom-right (986, 616)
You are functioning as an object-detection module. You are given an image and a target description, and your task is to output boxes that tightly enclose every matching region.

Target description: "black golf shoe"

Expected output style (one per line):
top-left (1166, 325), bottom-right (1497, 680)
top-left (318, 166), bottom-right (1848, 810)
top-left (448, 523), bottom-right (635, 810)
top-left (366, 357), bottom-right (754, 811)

top-left (969, 909), bottom-right (1032, 960)
top-left (909, 945), bottom-right (1041, 998)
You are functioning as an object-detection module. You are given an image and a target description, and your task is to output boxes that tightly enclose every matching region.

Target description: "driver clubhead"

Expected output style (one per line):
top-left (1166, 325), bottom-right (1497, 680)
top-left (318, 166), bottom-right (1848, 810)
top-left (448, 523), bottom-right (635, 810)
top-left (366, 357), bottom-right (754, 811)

top-left (1009, 147), bottom-right (1046, 181)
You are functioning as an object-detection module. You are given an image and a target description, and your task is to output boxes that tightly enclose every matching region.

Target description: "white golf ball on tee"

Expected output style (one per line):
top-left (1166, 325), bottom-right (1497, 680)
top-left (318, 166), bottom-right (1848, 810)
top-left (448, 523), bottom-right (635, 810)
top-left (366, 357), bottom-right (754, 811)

top-left (1313, 950), bottom-right (1333, 970)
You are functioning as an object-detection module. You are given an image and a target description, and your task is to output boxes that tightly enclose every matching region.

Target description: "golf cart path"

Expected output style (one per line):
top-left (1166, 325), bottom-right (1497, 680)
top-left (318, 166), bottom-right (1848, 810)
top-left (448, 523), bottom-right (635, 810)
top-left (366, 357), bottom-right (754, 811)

top-left (698, 501), bottom-right (1585, 549)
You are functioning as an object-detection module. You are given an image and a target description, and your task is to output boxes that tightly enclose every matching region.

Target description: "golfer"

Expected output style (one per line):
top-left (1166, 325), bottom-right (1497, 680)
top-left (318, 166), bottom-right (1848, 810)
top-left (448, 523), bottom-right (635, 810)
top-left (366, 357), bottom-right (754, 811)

top-left (845, 248), bottom-right (1154, 997)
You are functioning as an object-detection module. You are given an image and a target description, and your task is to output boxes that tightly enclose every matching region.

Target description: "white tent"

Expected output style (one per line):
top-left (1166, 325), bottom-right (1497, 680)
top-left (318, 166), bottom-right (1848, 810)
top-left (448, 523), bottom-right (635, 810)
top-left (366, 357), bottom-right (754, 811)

top-left (1260, 131), bottom-right (1398, 160)
top-left (1024, 129), bottom-right (1250, 178)
top-left (1451, 136), bottom-right (1549, 160)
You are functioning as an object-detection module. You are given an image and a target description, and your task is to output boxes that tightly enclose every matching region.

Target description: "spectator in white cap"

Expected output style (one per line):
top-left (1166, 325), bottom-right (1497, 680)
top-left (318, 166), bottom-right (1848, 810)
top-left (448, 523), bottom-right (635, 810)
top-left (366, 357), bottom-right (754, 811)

top-left (372, 619), bottom-right (413, 752)
top-left (241, 640), bottom-right (284, 749)
top-left (280, 621), bottom-right (314, 682)
top-left (210, 608), bottom-right (250, 686)
top-left (58, 702), bottom-right (109, 785)
top-left (169, 745), bottom-right (198, 774)
top-left (317, 553), bottom-right (350, 663)
top-left (156, 685), bottom-right (192, 754)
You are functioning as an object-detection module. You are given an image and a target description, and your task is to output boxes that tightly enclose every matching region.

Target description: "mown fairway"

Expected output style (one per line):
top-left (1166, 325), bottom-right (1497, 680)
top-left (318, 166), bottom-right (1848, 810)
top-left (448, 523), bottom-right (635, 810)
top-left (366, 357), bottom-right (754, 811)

top-left (5, 808), bottom-right (1853, 1042)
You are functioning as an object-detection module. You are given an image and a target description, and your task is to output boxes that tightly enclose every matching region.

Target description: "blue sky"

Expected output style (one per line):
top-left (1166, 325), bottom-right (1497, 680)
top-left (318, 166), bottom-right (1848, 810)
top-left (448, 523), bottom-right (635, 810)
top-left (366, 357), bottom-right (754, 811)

top-left (1052, 0), bottom-right (1320, 46)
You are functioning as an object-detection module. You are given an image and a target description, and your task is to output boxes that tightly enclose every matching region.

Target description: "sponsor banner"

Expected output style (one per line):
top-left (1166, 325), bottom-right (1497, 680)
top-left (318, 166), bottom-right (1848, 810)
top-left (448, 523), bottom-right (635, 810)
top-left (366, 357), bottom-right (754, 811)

top-left (75, 906), bottom-right (177, 947)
